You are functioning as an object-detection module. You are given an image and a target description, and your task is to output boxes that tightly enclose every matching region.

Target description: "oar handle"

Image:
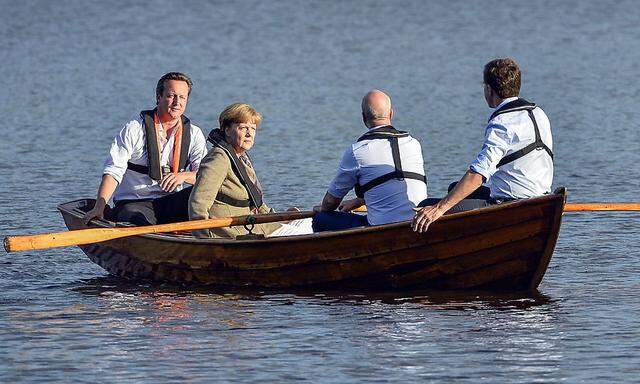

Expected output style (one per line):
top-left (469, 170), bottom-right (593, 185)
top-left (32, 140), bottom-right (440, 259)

top-left (4, 210), bottom-right (316, 253)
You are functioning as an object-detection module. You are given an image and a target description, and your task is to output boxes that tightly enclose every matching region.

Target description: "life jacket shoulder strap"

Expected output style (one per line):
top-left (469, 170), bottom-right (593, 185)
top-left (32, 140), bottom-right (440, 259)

top-left (354, 128), bottom-right (426, 198)
top-left (489, 98), bottom-right (536, 121)
top-left (139, 109), bottom-right (162, 180)
top-left (178, 115), bottom-right (192, 172)
top-left (492, 100), bottom-right (554, 168)
top-left (356, 125), bottom-right (409, 142)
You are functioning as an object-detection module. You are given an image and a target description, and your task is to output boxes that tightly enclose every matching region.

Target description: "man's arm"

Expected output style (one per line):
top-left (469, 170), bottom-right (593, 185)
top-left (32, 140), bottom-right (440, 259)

top-left (411, 170), bottom-right (484, 233)
top-left (83, 174), bottom-right (119, 224)
top-left (83, 121), bottom-right (138, 225)
top-left (412, 122), bottom-right (512, 233)
top-left (314, 147), bottom-right (358, 213)
top-left (314, 191), bottom-right (343, 213)
top-left (338, 197), bottom-right (365, 212)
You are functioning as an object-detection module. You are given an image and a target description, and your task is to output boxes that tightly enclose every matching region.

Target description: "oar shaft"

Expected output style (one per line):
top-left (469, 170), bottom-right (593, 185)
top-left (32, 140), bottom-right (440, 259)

top-left (564, 203), bottom-right (640, 212)
top-left (4, 211), bottom-right (315, 253)
top-left (359, 202), bottom-right (640, 213)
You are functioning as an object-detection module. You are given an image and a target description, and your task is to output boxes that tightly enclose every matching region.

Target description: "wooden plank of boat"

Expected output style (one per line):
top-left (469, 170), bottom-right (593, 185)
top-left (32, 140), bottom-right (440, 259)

top-left (56, 187), bottom-right (567, 291)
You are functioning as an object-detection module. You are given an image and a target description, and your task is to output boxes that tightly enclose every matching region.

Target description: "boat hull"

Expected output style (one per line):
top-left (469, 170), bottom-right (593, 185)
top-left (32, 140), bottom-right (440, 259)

top-left (59, 189), bottom-right (565, 291)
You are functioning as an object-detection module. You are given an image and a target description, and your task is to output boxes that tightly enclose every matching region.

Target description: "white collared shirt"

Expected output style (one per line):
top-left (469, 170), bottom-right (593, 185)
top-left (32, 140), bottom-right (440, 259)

top-left (469, 97), bottom-right (553, 199)
top-left (328, 125), bottom-right (428, 225)
top-left (103, 116), bottom-right (208, 202)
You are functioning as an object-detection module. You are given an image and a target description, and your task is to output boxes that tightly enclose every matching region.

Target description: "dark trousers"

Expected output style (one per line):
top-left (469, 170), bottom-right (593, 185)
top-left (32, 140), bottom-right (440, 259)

top-left (111, 187), bottom-right (193, 225)
top-left (418, 183), bottom-right (494, 214)
top-left (312, 211), bottom-right (369, 232)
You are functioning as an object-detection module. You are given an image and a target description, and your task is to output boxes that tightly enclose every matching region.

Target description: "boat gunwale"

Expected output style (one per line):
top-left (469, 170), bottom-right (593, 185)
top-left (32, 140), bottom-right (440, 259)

top-left (57, 191), bottom-right (565, 245)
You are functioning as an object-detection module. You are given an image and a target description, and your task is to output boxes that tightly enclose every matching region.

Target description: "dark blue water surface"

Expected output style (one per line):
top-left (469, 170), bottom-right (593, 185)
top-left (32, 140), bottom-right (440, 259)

top-left (1, 1), bottom-right (639, 382)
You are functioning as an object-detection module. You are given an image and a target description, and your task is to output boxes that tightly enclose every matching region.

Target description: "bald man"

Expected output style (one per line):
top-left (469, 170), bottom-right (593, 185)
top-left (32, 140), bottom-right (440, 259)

top-left (312, 90), bottom-right (428, 231)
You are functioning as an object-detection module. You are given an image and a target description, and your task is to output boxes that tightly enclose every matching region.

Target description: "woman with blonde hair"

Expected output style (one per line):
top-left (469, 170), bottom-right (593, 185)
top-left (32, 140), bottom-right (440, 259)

top-left (188, 103), bottom-right (312, 238)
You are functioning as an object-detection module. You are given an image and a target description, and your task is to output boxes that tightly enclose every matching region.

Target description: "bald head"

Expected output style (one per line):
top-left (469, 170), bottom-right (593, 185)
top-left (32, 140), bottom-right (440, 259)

top-left (361, 90), bottom-right (393, 128)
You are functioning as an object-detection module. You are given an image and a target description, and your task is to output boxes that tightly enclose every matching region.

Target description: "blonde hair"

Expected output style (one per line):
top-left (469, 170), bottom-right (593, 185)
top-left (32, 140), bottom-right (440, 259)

top-left (218, 103), bottom-right (262, 129)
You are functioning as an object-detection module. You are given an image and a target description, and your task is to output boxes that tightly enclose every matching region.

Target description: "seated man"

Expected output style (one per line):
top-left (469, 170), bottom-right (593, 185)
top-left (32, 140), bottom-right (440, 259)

top-left (83, 72), bottom-right (207, 226)
top-left (313, 90), bottom-right (428, 231)
top-left (413, 58), bottom-right (553, 233)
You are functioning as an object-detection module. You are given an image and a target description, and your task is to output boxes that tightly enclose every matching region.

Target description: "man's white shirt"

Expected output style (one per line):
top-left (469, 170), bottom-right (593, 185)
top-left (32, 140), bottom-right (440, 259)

top-left (469, 97), bottom-right (553, 199)
top-left (328, 126), bottom-right (428, 225)
top-left (103, 117), bottom-right (208, 202)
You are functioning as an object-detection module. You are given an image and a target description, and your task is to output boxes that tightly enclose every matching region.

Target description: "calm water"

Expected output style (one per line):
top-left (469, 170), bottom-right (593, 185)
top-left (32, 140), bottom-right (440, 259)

top-left (1, 0), bottom-right (639, 382)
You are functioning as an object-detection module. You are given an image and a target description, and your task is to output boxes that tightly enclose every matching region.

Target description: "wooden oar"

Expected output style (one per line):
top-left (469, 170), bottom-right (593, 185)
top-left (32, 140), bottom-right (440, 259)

top-left (370, 202), bottom-right (640, 213)
top-left (4, 211), bottom-right (315, 253)
top-left (563, 203), bottom-right (640, 212)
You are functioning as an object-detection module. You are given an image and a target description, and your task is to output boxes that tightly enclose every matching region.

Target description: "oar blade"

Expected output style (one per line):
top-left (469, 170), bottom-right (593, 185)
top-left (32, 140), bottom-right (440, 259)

top-left (4, 227), bottom-right (140, 252)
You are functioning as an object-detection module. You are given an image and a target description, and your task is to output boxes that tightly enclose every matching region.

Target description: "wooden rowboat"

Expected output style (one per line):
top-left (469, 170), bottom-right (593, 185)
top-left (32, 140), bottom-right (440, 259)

top-left (58, 188), bottom-right (566, 291)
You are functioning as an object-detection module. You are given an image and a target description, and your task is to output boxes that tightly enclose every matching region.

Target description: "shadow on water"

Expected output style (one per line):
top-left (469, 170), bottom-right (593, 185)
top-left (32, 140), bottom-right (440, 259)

top-left (71, 275), bottom-right (554, 311)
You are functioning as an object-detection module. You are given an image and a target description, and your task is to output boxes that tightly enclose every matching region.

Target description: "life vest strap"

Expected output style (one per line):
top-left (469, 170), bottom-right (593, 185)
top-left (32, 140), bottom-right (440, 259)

top-left (493, 102), bottom-right (554, 168)
top-left (355, 171), bottom-right (427, 198)
top-left (354, 126), bottom-right (426, 198)
top-left (215, 193), bottom-right (251, 207)
top-left (127, 162), bottom-right (186, 176)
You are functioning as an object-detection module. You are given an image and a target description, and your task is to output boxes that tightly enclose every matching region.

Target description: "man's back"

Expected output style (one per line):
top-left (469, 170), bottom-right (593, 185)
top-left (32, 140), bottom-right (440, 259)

top-left (314, 89), bottom-right (427, 232)
top-left (489, 106), bottom-right (552, 199)
top-left (470, 101), bottom-right (553, 200)
top-left (330, 134), bottom-right (427, 225)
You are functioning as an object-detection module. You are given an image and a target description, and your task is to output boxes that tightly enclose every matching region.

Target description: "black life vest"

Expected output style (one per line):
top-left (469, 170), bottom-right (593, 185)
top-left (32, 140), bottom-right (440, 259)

top-left (126, 109), bottom-right (192, 180)
top-left (206, 129), bottom-right (263, 208)
top-left (489, 99), bottom-right (554, 168)
top-left (354, 125), bottom-right (427, 198)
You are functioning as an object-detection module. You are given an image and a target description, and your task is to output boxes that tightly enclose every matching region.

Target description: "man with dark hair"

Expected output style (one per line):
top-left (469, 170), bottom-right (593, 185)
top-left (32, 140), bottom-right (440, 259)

top-left (83, 72), bottom-right (207, 226)
top-left (413, 58), bottom-right (553, 233)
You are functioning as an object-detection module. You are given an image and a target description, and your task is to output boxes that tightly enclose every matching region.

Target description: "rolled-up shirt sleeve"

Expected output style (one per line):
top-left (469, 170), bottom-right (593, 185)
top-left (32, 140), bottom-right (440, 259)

top-left (187, 126), bottom-right (208, 171)
top-left (328, 146), bottom-right (359, 199)
top-left (102, 121), bottom-right (141, 184)
top-left (469, 123), bottom-right (512, 181)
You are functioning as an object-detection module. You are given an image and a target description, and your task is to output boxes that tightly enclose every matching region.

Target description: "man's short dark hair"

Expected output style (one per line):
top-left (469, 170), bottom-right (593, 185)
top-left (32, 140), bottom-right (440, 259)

top-left (156, 72), bottom-right (193, 98)
top-left (483, 58), bottom-right (521, 99)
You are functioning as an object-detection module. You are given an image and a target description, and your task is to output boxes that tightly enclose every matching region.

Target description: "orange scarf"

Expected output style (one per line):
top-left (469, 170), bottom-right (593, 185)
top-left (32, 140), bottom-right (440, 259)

top-left (154, 112), bottom-right (183, 173)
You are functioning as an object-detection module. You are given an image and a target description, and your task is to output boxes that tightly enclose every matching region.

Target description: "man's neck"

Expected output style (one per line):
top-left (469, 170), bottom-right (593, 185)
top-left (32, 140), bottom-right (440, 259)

top-left (366, 119), bottom-right (391, 129)
top-left (494, 96), bottom-right (519, 110)
top-left (157, 110), bottom-right (180, 126)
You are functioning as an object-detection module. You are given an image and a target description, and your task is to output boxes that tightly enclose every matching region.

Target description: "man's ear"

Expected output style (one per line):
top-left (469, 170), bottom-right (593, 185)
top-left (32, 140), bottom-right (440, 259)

top-left (389, 108), bottom-right (394, 120)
